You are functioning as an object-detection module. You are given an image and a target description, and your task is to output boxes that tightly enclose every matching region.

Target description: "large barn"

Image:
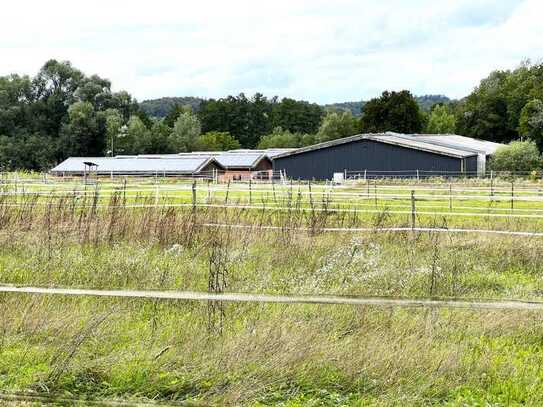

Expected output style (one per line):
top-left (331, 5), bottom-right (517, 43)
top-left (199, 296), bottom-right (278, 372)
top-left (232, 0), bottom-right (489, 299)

top-left (272, 132), bottom-right (504, 180)
top-left (50, 149), bottom-right (294, 179)
top-left (49, 156), bottom-right (224, 177)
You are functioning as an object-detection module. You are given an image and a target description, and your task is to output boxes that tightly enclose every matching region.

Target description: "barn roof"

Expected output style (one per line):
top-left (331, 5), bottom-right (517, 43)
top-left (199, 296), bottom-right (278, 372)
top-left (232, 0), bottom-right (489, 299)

top-left (272, 133), bottom-right (505, 160)
top-left (128, 151), bottom-right (275, 169)
top-left (50, 156), bottom-right (222, 174)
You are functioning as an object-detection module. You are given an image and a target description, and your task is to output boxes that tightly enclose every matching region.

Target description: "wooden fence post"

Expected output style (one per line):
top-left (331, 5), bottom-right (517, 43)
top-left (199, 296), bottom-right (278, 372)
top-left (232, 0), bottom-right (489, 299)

top-left (511, 180), bottom-right (514, 212)
top-left (249, 178), bottom-right (252, 205)
top-left (490, 170), bottom-right (494, 196)
top-left (225, 180), bottom-right (230, 205)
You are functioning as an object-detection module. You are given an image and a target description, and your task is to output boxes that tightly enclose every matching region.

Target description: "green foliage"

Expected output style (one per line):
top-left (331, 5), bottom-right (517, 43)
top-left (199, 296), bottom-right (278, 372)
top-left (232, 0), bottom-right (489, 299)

top-left (316, 112), bottom-right (358, 142)
top-left (102, 109), bottom-right (123, 156)
top-left (148, 120), bottom-right (174, 154)
top-left (426, 104), bottom-right (456, 134)
top-left (519, 99), bottom-right (543, 150)
top-left (196, 131), bottom-right (240, 151)
top-left (0, 134), bottom-right (56, 170)
top-left (0, 59), bottom-right (141, 170)
top-left (360, 90), bottom-right (424, 133)
top-left (457, 61), bottom-right (543, 143)
top-left (198, 94), bottom-right (324, 148)
top-left (139, 97), bottom-right (203, 118)
top-left (257, 127), bottom-right (315, 149)
top-left (322, 95), bottom-right (451, 117)
top-left (489, 140), bottom-right (541, 173)
top-left (169, 111), bottom-right (202, 152)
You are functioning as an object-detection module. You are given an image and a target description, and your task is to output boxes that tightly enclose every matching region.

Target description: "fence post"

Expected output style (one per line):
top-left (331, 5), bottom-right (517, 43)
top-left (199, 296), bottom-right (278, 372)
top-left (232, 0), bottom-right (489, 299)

top-left (192, 180), bottom-right (197, 210)
top-left (155, 183), bottom-right (159, 205)
top-left (364, 169), bottom-right (367, 181)
top-left (411, 190), bottom-right (416, 231)
top-left (225, 180), bottom-right (230, 205)
top-left (374, 179), bottom-right (377, 207)
top-left (416, 169), bottom-right (420, 182)
top-left (449, 183), bottom-right (452, 211)
top-left (511, 180), bottom-right (514, 212)
top-left (490, 170), bottom-right (494, 196)
top-left (207, 179), bottom-right (211, 202)
top-left (249, 178), bottom-right (252, 205)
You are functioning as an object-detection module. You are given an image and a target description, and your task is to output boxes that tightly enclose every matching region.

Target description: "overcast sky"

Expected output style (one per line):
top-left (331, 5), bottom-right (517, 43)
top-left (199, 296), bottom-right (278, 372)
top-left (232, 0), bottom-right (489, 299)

top-left (1, 0), bottom-right (541, 103)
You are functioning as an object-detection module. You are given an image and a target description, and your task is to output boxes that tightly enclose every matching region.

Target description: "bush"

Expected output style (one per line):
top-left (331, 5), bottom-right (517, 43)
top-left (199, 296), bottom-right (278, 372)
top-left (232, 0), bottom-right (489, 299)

top-left (489, 140), bottom-right (541, 173)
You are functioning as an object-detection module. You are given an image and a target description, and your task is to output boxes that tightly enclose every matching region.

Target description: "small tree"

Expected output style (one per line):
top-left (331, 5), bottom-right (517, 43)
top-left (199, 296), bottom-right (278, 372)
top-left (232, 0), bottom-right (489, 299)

top-left (196, 131), bottom-right (240, 151)
top-left (489, 140), bottom-right (541, 173)
top-left (257, 127), bottom-right (300, 148)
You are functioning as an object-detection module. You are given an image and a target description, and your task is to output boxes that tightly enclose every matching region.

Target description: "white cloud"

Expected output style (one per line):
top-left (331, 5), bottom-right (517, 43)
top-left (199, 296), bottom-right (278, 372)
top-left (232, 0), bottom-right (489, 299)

top-left (0, 0), bottom-right (540, 103)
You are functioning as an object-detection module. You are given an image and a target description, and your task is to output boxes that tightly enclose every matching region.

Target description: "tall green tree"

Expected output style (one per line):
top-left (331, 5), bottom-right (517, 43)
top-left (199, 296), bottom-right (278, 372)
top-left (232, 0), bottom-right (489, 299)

top-left (316, 112), bottom-right (358, 142)
top-left (102, 108), bottom-right (123, 156)
top-left (58, 101), bottom-right (101, 157)
top-left (519, 99), bottom-right (543, 150)
top-left (426, 104), bottom-right (456, 134)
top-left (169, 111), bottom-right (202, 152)
top-left (360, 90), bottom-right (424, 134)
top-left (456, 62), bottom-right (543, 143)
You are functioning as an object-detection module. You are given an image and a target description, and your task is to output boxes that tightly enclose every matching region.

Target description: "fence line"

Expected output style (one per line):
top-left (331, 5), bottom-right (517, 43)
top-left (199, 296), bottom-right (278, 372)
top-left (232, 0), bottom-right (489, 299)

top-left (199, 223), bottom-right (543, 237)
top-left (2, 285), bottom-right (543, 311)
top-left (3, 200), bottom-right (543, 219)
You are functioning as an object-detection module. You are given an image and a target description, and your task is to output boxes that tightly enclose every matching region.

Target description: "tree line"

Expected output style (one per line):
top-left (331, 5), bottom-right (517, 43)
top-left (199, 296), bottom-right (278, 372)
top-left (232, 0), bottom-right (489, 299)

top-left (1, 59), bottom-right (542, 170)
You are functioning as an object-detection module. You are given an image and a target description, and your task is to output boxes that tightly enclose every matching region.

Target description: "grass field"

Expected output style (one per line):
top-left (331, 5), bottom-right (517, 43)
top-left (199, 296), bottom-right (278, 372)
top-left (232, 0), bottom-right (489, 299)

top-left (2, 175), bottom-right (543, 405)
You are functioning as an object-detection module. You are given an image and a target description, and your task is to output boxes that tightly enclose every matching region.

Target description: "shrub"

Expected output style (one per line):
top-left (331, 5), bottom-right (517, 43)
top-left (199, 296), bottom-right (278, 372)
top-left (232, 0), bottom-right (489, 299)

top-left (489, 140), bottom-right (541, 173)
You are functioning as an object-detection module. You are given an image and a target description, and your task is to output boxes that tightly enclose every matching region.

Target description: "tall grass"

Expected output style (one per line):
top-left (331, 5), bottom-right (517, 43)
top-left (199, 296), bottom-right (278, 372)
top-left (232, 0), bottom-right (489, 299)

top-left (1, 184), bottom-right (543, 404)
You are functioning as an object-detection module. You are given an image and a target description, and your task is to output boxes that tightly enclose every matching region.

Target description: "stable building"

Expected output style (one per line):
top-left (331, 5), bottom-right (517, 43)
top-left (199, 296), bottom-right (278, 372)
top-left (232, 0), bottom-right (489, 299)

top-left (49, 156), bottom-right (224, 178)
top-left (272, 132), bottom-right (504, 180)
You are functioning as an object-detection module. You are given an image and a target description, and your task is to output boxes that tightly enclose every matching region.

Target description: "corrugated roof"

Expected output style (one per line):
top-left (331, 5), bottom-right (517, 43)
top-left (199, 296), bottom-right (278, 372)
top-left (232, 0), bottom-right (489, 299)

top-left (272, 133), bottom-right (505, 160)
top-left (50, 156), bottom-right (220, 174)
top-left (215, 152), bottom-right (269, 169)
top-left (395, 133), bottom-right (503, 155)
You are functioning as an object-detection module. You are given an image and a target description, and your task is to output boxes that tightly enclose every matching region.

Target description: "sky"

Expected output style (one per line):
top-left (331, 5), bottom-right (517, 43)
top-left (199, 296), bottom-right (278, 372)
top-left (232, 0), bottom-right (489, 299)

top-left (1, 0), bottom-right (541, 104)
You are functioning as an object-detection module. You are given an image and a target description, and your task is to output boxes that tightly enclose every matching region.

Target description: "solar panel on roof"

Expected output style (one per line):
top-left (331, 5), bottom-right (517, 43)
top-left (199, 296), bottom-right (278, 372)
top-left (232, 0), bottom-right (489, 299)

top-left (51, 157), bottom-right (214, 174)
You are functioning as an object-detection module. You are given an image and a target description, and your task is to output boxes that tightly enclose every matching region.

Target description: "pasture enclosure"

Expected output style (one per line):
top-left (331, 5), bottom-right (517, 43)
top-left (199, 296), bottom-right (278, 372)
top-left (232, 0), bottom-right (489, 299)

top-left (2, 174), bottom-right (543, 404)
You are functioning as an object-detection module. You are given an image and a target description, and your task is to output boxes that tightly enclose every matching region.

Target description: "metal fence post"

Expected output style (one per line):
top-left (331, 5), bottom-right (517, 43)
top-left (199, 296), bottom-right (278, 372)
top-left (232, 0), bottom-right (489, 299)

top-left (411, 190), bottom-right (416, 231)
top-left (449, 183), bottom-right (452, 211)
top-left (374, 179), bottom-right (377, 207)
top-left (192, 180), bottom-right (197, 210)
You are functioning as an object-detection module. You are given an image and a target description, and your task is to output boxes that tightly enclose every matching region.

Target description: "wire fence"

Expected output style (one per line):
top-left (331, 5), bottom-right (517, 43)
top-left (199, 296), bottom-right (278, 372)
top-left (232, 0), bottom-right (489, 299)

top-left (2, 285), bottom-right (543, 311)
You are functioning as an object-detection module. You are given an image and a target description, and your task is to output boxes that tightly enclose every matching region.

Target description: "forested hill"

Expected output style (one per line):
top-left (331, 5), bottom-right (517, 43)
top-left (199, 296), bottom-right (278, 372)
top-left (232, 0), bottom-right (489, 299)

top-left (323, 95), bottom-right (452, 116)
top-left (141, 94), bottom-right (452, 118)
top-left (139, 97), bottom-right (204, 117)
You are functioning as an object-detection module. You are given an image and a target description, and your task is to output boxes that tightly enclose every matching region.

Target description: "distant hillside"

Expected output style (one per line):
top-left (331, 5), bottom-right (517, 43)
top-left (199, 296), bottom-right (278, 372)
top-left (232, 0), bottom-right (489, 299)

top-left (324, 95), bottom-right (452, 116)
top-left (140, 97), bottom-right (204, 117)
top-left (141, 94), bottom-right (452, 118)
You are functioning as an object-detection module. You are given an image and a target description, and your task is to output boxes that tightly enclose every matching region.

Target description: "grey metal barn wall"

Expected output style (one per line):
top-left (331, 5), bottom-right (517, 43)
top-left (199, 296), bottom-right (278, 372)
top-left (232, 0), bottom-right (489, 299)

top-left (273, 139), bottom-right (465, 180)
